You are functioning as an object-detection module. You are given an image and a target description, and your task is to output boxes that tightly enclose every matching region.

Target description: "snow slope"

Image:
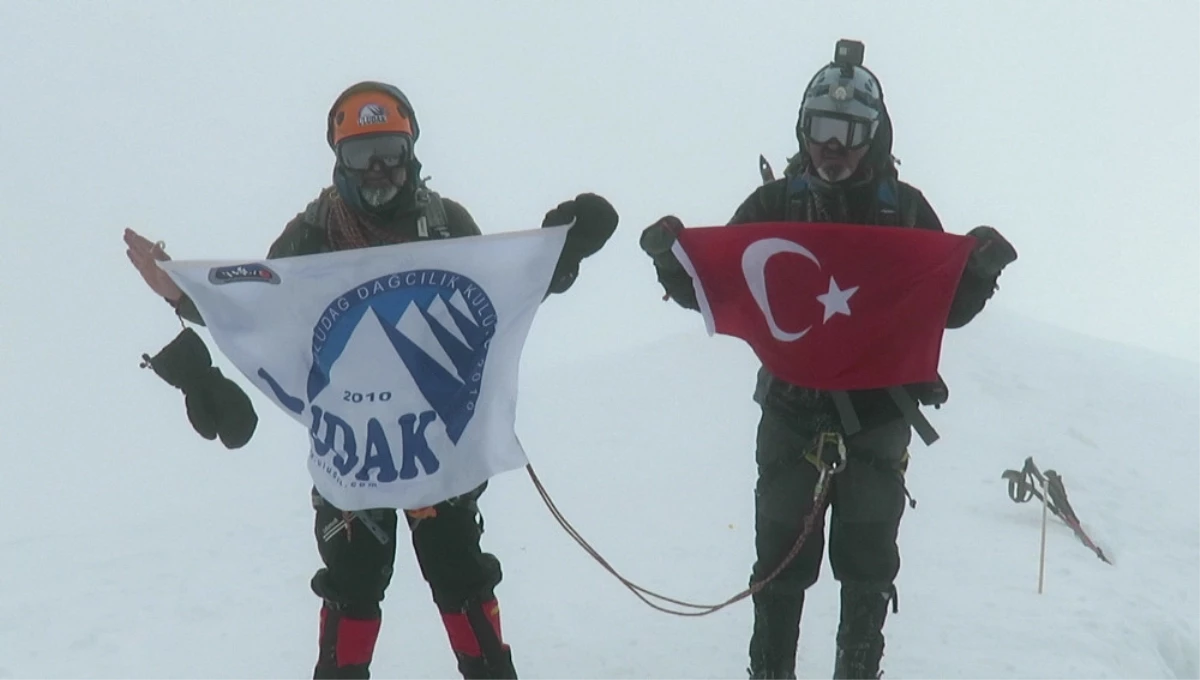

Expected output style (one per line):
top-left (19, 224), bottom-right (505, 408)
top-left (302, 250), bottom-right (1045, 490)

top-left (1, 299), bottom-right (1196, 678)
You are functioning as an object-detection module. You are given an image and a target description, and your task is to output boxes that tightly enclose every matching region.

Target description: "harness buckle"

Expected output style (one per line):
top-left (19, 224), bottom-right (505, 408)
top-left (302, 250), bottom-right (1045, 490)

top-left (809, 432), bottom-right (846, 502)
top-left (816, 432), bottom-right (847, 474)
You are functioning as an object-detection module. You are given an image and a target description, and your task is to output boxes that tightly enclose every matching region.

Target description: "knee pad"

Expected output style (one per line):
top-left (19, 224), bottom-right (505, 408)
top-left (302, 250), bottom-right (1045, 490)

top-left (480, 551), bottom-right (502, 590)
top-left (429, 552), bottom-right (503, 614)
top-left (311, 568), bottom-right (385, 619)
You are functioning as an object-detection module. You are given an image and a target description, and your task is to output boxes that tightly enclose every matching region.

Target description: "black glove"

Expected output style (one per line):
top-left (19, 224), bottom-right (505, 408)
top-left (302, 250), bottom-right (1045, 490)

top-left (907, 375), bottom-right (949, 408)
top-left (638, 215), bottom-right (684, 262)
top-left (542, 193), bottom-right (619, 294)
top-left (141, 327), bottom-right (258, 449)
top-left (639, 215), bottom-right (698, 309)
top-left (965, 225), bottom-right (1017, 279)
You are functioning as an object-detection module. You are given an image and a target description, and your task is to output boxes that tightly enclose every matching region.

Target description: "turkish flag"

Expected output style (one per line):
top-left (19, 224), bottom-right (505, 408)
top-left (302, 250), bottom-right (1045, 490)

top-left (672, 222), bottom-right (974, 390)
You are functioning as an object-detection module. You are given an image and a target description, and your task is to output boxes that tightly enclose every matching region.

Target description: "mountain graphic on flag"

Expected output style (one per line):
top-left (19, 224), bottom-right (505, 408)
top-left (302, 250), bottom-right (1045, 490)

top-left (306, 283), bottom-right (493, 444)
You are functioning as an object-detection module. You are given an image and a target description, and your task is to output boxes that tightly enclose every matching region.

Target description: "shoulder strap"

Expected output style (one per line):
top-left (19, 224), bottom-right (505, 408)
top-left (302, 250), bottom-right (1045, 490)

top-left (415, 187), bottom-right (452, 239)
top-left (785, 174), bottom-right (810, 222)
top-left (899, 185), bottom-right (920, 228)
top-left (875, 177), bottom-right (921, 228)
top-left (874, 176), bottom-right (902, 227)
top-left (887, 386), bottom-right (940, 446)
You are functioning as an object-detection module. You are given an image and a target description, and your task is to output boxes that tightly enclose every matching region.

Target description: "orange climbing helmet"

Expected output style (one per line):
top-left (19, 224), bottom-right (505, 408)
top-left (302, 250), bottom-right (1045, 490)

top-left (326, 81), bottom-right (419, 149)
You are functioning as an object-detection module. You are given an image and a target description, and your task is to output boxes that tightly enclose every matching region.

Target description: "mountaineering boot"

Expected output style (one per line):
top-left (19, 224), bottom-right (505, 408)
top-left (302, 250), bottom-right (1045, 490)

top-left (441, 596), bottom-right (517, 679)
top-left (832, 581), bottom-right (896, 679)
top-left (313, 602), bottom-right (383, 679)
top-left (454, 647), bottom-right (516, 680)
top-left (747, 589), bottom-right (805, 679)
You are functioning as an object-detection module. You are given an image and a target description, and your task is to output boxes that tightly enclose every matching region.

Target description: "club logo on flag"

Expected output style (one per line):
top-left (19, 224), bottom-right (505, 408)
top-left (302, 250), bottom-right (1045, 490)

top-left (255, 269), bottom-right (496, 489)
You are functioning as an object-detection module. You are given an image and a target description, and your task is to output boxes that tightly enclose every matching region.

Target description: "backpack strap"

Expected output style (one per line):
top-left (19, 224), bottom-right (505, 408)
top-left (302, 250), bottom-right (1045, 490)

top-left (899, 186), bottom-right (920, 227)
top-left (874, 176), bottom-right (921, 228)
top-left (873, 175), bottom-right (901, 227)
top-left (888, 386), bottom-right (939, 446)
top-left (415, 187), bottom-right (453, 240)
top-left (785, 174), bottom-right (810, 222)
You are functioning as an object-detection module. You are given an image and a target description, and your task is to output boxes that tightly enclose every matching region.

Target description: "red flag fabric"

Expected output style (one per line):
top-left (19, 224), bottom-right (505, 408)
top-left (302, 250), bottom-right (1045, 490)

top-left (672, 221), bottom-right (974, 390)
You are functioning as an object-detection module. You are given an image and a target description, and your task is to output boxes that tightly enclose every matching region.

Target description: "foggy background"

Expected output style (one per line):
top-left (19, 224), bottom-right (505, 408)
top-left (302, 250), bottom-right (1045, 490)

top-left (1, 1), bottom-right (1195, 372)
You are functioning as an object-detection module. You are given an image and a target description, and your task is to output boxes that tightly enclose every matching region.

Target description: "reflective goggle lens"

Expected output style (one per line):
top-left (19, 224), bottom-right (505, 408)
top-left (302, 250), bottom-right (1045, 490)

top-left (804, 113), bottom-right (873, 149)
top-left (337, 134), bottom-right (411, 170)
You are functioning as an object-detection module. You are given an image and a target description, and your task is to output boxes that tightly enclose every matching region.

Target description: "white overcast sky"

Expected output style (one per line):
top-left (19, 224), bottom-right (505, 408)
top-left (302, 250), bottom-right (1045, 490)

top-left (1, 1), bottom-right (1197, 367)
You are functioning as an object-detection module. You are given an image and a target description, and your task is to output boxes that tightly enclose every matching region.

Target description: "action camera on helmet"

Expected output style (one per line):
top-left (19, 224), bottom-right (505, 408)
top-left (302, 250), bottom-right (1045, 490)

top-left (834, 39), bottom-right (865, 67)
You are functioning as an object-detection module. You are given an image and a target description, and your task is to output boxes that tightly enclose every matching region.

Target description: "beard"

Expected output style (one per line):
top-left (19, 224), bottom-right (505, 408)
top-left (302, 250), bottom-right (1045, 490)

top-left (807, 139), bottom-right (868, 185)
top-left (355, 165), bottom-right (407, 208)
top-left (359, 184), bottom-right (400, 207)
top-left (815, 161), bottom-right (854, 183)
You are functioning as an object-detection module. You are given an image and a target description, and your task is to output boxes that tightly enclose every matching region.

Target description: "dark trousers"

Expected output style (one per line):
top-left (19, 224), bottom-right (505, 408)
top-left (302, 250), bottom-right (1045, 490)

top-left (748, 409), bottom-right (910, 679)
top-left (310, 483), bottom-right (515, 679)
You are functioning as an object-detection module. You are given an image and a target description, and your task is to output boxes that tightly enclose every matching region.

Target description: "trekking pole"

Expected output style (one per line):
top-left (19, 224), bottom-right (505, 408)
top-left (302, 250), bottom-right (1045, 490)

top-left (1038, 472), bottom-right (1049, 594)
top-left (1003, 456), bottom-right (1112, 566)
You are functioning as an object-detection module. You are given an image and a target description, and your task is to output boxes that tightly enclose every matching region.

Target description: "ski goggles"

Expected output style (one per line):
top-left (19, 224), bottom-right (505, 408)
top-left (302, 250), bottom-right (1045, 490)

top-left (336, 133), bottom-right (412, 171)
top-left (801, 111), bottom-right (877, 150)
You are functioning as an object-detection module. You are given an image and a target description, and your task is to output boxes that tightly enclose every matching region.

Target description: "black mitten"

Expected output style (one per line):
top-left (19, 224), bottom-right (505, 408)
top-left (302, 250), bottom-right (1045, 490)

top-left (638, 216), bottom-right (698, 309)
top-left (966, 226), bottom-right (1018, 278)
top-left (542, 193), bottom-right (618, 293)
top-left (184, 387), bottom-right (221, 441)
top-left (638, 215), bottom-right (684, 262)
top-left (142, 328), bottom-right (257, 449)
top-left (546, 262), bottom-right (579, 295)
top-left (542, 192), bottom-right (619, 261)
top-left (203, 367), bottom-right (258, 449)
top-left (141, 327), bottom-right (212, 391)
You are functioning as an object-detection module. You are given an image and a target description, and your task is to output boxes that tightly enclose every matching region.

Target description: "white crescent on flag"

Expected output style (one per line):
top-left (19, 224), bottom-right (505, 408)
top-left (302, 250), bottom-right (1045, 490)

top-left (158, 226), bottom-right (570, 511)
top-left (739, 237), bottom-right (822, 342)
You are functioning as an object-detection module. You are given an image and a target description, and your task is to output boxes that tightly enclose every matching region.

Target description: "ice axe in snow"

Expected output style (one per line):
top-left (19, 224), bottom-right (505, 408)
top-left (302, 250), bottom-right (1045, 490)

top-left (1002, 456), bottom-right (1111, 566)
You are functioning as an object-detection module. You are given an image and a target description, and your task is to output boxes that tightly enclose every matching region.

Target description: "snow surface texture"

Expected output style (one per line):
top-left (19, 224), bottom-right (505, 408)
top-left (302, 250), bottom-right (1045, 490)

top-left (1, 296), bottom-right (1196, 678)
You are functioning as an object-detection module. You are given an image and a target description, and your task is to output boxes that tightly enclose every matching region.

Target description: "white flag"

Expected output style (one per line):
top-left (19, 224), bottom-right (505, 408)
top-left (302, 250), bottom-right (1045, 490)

top-left (159, 226), bottom-right (569, 511)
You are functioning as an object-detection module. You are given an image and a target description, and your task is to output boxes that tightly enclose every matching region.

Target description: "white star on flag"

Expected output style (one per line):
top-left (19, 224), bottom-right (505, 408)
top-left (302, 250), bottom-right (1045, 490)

top-left (816, 277), bottom-right (858, 323)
